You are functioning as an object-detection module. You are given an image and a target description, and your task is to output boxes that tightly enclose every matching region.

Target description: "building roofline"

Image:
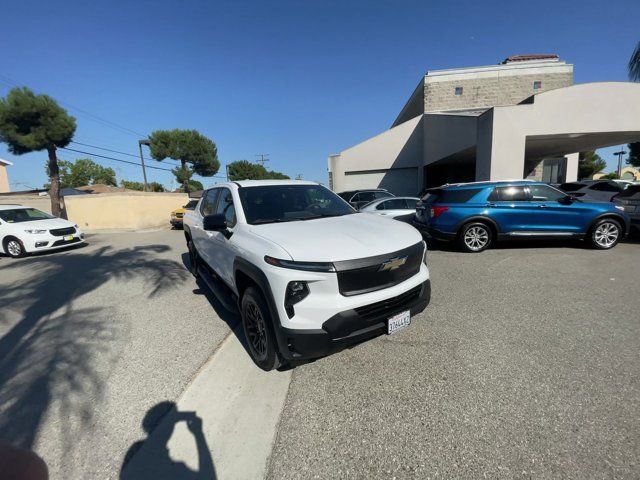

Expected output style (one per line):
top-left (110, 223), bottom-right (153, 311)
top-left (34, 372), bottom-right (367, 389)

top-left (0, 158), bottom-right (14, 166)
top-left (391, 77), bottom-right (427, 128)
top-left (425, 58), bottom-right (570, 78)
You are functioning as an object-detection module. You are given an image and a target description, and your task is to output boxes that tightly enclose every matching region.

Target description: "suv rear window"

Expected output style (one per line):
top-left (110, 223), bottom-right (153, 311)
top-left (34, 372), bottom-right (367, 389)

top-left (422, 188), bottom-right (482, 204)
top-left (559, 183), bottom-right (585, 192)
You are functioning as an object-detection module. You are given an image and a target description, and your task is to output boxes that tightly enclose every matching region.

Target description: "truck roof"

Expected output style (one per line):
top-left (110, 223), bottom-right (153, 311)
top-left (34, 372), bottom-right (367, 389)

top-left (232, 180), bottom-right (319, 188)
top-left (0, 204), bottom-right (26, 211)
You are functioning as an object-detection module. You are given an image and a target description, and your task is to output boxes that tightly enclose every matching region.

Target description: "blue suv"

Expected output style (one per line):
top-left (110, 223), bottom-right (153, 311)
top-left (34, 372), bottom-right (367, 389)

top-left (413, 181), bottom-right (630, 252)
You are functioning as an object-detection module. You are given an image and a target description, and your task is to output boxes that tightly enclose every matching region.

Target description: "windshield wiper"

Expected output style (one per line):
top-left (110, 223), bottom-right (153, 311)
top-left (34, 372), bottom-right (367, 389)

top-left (251, 218), bottom-right (297, 225)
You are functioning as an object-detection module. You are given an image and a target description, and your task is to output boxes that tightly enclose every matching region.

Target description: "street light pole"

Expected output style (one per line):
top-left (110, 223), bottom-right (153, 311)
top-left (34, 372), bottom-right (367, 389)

top-left (613, 149), bottom-right (626, 179)
top-left (138, 139), bottom-right (150, 192)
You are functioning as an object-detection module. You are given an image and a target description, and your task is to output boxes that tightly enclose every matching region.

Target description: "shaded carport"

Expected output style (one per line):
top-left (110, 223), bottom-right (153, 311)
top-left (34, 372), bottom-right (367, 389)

top-left (476, 82), bottom-right (640, 182)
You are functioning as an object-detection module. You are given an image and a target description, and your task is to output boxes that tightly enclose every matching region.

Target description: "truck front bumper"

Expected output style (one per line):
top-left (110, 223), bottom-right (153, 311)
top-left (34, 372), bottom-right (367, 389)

top-left (276, 279), bottom-right (431, 361)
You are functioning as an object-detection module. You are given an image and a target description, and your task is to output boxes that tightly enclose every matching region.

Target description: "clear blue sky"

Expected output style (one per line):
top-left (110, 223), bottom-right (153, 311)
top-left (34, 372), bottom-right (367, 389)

top-left (1, 0), bottom-right (638, 190)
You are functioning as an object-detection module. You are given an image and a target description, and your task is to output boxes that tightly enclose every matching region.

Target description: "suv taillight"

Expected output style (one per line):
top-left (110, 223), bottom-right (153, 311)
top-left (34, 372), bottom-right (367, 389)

top-left (430, 206), bottom-right (449, 218)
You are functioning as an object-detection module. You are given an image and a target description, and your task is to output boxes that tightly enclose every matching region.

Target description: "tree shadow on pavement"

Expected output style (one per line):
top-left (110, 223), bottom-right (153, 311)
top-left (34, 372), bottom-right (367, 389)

top-left (0, 245), bottom-right (189, 457)
top-left (119, 401), bottom-right (216, 480)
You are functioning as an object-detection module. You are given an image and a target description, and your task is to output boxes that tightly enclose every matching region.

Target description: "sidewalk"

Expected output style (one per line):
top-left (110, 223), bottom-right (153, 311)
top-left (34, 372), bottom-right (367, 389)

top-left (121, 331), bottom-right (292, 480)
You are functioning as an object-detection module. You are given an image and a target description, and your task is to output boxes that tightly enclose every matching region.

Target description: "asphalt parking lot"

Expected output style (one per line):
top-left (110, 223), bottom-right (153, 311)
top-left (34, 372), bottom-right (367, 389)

top-left (1, 229), bottom-right (639, 479)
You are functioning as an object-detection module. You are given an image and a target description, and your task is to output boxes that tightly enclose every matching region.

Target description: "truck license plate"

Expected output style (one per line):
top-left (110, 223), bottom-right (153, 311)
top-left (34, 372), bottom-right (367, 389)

top-left (387, 310), bottom-right (410, 335)
top-left (64, 235), bottom-right (74, 241)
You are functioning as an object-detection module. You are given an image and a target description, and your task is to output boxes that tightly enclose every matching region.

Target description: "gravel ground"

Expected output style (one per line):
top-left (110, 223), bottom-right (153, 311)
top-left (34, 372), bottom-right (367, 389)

top-left (0, 229), bottom-right (235, 480)
top-left (267, 238), bottom-right (640, 479)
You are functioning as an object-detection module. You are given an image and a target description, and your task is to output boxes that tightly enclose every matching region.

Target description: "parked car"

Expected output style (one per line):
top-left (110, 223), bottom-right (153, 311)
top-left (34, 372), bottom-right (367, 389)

top-left (558, 180), bottom-right (634, 202)
top-left (612, 183), bottom-right (640, 232)
top-left (0, 204), bottom-right (85, 258)
top-left (360, 197), bottom-right (420, 222)
top-left (170, 199), bottom-right (199, 228)
top-left (183, 180), bottom-right (430, 370)
top-left (336, 189), bottom-right (394, 209)
top-left (412, 181), bottom-right (630, 252)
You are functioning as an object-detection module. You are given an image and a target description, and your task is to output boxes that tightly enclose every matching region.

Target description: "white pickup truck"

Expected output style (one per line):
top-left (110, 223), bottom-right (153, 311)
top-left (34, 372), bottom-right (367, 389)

top-left (183, 180), bottom-right (431, 370)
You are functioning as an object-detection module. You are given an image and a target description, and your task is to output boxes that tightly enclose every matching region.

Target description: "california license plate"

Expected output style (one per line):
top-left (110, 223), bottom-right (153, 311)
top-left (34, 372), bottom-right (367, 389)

top-left (64, 235), bottom-right (74, 241)
top-left (387, 310), bottom-right (411, 334)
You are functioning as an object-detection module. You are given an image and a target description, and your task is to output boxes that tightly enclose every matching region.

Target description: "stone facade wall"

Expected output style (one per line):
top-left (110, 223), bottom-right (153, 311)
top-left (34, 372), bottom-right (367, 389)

top-left (424, 71), bottom-right (573, 112)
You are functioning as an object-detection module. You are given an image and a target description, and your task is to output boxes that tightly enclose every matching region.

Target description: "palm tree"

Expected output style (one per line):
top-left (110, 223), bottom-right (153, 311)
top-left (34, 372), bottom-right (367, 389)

top-left (629, 41), bottom-right (640, 82)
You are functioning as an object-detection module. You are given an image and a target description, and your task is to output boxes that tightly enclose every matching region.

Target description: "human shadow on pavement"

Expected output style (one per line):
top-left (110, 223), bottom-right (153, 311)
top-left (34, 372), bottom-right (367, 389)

top-left (119, 401), bottom-right (216, 480)
top-left (0, 245), bottom-right (189, 454)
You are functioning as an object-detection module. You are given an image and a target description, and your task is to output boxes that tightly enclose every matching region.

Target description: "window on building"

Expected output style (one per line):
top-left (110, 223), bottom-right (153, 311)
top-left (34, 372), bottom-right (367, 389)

top-left (533, 81), bottom-right (542, 91)
top-left (454, 86), bottom-right (463, 96)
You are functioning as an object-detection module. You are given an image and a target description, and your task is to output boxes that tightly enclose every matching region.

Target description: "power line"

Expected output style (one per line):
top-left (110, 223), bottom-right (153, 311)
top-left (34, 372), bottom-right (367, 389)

top-left (70, 140), bottom-right (182, 165)
top-left (60, 146), bottom-right (228, 178)
top-left (0, 73), bottom-right (146, 138)
top-left (59, 147), bottom-right (175, 172)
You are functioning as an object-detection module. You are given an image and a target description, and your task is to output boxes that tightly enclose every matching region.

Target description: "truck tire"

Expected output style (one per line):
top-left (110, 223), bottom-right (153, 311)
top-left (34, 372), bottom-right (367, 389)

top-left (187, 239), bottom-right (200, 278)
top-left (241, 286), bottom-right (281, 371)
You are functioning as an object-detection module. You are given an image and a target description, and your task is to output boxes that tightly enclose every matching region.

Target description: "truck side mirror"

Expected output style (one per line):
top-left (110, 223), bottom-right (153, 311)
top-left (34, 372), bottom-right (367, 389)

top-left (203, 213), bottom-right (227, 231)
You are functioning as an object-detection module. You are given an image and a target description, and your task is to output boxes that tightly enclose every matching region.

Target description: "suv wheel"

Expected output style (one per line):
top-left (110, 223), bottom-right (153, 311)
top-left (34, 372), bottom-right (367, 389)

top-left (458, 222), bottom-right (492, 253)
top-left (590, 218), bottom-right (621, 250)
top-left (241, 286), bottom-right (281, 371)
top-left (4, 237), bottom-right (25, 258)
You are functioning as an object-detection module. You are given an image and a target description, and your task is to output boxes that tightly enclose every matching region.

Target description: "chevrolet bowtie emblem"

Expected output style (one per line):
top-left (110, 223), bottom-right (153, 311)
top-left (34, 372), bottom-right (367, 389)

top-left (379, 256), bottom-right (407, 271)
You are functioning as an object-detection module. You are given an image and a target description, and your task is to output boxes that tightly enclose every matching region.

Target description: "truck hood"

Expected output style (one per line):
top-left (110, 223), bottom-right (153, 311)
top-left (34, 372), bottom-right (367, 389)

top-left (247, 213), bottom-right (422, 262)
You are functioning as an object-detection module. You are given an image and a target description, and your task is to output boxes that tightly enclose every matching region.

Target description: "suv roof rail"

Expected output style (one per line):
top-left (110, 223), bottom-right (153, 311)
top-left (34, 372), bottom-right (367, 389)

top-left (439, 179), bottom-right (537, 187)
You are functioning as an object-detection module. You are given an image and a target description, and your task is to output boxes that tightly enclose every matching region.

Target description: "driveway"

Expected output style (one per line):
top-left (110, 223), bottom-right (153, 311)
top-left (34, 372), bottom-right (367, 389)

top-left (0, 229), bottom-right (235, 479)
top-left (267, 238), bottom-right (640, 479)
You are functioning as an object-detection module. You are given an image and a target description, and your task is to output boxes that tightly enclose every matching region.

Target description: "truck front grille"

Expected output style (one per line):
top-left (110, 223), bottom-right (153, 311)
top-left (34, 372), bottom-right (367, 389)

top-left (335, 242), bottom-right (423, 296)
top-left (354, 285), bottom-right (422, 319)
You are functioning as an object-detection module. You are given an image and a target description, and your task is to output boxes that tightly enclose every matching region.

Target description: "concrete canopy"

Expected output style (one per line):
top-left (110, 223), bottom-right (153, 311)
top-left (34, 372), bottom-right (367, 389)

top-left (477, 82), bottom-right (640, 181)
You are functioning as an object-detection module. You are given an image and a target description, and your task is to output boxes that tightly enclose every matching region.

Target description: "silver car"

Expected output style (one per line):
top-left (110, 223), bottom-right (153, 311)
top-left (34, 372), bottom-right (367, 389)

top-left (359, 197), bottom-right (420, 222)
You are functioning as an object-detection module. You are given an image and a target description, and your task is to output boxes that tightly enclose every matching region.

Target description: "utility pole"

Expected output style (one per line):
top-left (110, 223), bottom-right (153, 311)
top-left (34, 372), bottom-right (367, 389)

top-left (255, 154), bottom-right (270, 167)
top-left (138, 139), bottom-right (151, 191)
top-left (613, 149), bottom-right (627, 178)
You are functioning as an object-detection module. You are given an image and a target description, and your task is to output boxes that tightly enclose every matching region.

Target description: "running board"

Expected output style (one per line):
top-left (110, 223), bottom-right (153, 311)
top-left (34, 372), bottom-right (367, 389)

top-left (197, 264), bottom-right (239, 314)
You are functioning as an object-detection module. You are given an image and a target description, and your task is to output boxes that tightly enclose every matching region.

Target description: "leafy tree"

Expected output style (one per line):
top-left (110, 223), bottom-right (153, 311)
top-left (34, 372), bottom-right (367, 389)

top-left (629, 41), bottom-right (640, 82)
top-left (148, 129), bottom-right (219, 194)
top-left (46, 158), bottom-right (116, 188)
top-left (0, 87), bottom-right (76, 218)
top-left (227, 160), bottom-right (289, 180)
top-left (627, 142), bottom-right (640, 168)
top-left (185, 179), bottom-right (203, 192)
top-left (121, 179), bottom-right (165, 192)
top-left (578, 151), bottom-right (606, 180)
top-left (600, 172), bottom-right (619, 180)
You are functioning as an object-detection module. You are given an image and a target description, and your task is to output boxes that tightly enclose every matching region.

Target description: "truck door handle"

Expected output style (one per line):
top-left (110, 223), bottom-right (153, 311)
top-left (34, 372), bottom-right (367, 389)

top-left (538, 204), bottom-right (548, 208)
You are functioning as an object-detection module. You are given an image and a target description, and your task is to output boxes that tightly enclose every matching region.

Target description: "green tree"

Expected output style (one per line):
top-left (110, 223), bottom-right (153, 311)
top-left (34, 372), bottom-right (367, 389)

top-left (0, 87), bottom-right (76, 218)
top-left (600, 172), bottom-right (620, 180)
top-left (121, 180), bottom-right (144, 191)
top-left (227, 160), bottom-right (289, 180)
top-left (121, 179), bottom-right (165, 192)
top-left (578, 151), bottom-right (607, 180)
top-left (47, 158), bottom-right (116, 188)
top-left (629, 41), bottom-right (640, 82)
top-left (148, 129), bottom-right (219, 194)
top-left (627, 142), bottom-right (640, 168)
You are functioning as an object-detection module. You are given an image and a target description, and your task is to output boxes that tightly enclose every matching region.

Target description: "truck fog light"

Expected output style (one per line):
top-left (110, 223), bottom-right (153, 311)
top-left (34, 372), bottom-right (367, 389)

top-left (285, 281), bottom-right (309, 318)
top-left (35, 241), bottom-right (48, 248)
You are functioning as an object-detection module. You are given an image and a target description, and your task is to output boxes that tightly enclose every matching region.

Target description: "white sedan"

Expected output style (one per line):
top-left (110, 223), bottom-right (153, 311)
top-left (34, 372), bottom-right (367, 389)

top-left (0, 204), bottom-right (85, 258)
top-left (359, 197), bottom-right (420, 221)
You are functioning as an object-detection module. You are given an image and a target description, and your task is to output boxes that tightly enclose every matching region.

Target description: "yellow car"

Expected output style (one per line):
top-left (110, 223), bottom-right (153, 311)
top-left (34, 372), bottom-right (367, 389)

top-left (170, 199), bottom-right (199, 228)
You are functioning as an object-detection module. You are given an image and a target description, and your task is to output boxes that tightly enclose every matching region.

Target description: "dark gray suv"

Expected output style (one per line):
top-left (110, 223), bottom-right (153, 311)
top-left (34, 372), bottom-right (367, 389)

top-left (337, 189), bottom-right (394, 209)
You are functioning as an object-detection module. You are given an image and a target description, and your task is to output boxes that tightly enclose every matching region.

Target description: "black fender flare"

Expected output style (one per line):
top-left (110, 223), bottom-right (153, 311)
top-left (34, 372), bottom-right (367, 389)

top-left (455, 215), bottom-right (501, 237)
top-left (233, 258), bottom-right (289, 356)
top-left (586, 213), bottom-right (628, 235)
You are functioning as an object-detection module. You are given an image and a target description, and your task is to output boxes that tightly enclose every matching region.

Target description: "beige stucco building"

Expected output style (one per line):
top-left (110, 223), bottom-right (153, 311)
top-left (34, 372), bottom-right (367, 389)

top-left (328, 55), bottom-right (640, 195)
top-left (0, 158), bottom-right (12, 193)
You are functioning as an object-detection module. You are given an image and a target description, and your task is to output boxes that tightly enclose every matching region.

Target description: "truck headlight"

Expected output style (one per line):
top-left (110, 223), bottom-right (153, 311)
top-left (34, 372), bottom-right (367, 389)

top-left (284, 281), bottom-right (309, 318)
top-left (24, 229), bottom-right (47, 234)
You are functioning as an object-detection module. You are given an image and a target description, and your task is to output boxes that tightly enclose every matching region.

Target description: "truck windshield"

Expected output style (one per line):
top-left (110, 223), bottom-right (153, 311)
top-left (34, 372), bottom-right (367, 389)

top-left (238, 185), bottom-right (355, 225)
top-left (0, 208), bottom-right (54, 223)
